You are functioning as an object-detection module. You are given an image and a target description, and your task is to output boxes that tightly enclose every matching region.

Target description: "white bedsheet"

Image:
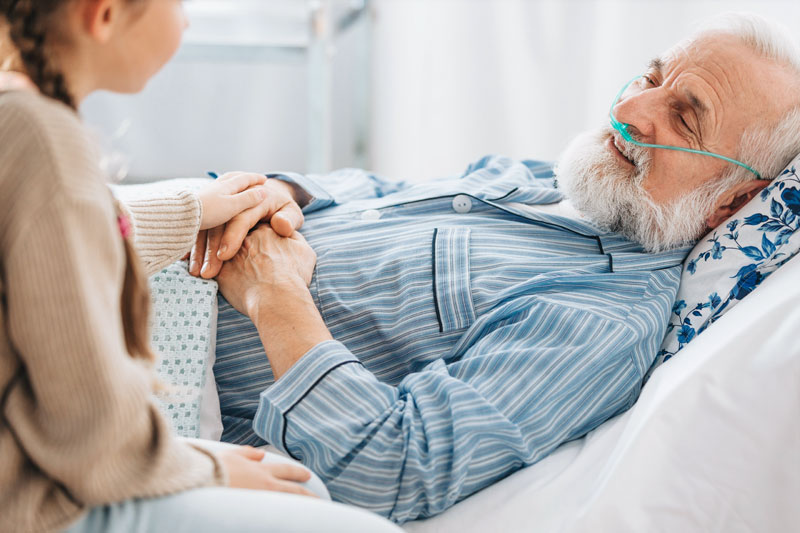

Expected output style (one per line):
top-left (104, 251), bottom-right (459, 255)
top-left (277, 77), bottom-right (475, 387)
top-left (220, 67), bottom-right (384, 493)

top-left (405, 253), bottom-right (800, 532)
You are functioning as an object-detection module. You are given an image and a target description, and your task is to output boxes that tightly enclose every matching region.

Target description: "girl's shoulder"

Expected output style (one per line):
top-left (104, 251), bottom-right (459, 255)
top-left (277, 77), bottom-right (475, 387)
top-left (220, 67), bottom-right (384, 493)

top-left (0, 90), bottom-right (106, 197)
top-left (0, 88), bottom-right (81, 135)
top-left (0, 90), bottom-right (112, 246)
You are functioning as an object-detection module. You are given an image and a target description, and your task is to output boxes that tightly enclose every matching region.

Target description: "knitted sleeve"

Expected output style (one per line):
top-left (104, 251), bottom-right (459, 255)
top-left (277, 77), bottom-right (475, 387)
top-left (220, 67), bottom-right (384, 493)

top-left (113, 183), bottom-right (203, 277)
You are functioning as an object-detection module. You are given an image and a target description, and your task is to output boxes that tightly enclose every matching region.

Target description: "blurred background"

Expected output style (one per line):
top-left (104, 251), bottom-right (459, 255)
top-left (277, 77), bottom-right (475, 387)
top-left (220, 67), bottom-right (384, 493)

top-left (81, 0), bottom-right (800, 184)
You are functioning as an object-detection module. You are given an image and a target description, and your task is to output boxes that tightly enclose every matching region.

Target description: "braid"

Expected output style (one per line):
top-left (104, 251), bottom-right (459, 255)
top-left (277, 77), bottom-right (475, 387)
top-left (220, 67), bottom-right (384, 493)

top-left (6, 0), bottom-right (75, 108)
top-left (4, 0), bottom-right (157, 367)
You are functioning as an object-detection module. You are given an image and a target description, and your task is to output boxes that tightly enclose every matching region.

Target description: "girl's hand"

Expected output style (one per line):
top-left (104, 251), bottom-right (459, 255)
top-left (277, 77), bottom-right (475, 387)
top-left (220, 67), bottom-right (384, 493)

top-left (218, 445), bottom-right (316, 497)
top-left (191, 178), bottom-right (305, 279)
top-left (196, 172), bottom-right (268, 230)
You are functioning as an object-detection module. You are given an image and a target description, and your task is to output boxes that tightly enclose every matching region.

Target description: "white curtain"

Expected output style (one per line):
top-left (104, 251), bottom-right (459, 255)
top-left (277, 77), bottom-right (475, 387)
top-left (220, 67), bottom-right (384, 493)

top-left (81, 0), bottom-right (800, 182)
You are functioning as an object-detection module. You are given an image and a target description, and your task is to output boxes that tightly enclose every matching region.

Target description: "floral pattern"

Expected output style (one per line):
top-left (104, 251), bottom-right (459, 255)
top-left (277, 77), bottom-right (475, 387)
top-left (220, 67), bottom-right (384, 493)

top-left (653, 155), bottom-right (800, 374)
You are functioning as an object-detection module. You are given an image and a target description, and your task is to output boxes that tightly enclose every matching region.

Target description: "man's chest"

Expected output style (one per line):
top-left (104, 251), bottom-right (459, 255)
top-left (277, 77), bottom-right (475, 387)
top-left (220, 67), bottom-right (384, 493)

top-left (303, 208), bottom-right (615, 344)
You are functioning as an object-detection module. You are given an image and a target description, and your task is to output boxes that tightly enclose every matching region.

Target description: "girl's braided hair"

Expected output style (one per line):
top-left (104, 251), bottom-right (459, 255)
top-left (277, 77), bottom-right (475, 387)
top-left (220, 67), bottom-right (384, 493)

top-left (1, 0), bottom-right (156, 364)
top-left (2, 0), bottom-right (75, 108)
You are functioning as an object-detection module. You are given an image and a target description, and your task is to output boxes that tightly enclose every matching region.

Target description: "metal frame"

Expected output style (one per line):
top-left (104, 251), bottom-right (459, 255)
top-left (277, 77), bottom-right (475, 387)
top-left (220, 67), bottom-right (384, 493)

top-left (177, 0), bottom-right (372, 173)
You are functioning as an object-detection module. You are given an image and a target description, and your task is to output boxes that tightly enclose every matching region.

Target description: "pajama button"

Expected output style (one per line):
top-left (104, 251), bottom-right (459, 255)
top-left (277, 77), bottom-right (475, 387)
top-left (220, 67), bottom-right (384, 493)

top-left (360, 209), bottom-right (381, 220)
top-left (452, 195), bottom-right (472, 214)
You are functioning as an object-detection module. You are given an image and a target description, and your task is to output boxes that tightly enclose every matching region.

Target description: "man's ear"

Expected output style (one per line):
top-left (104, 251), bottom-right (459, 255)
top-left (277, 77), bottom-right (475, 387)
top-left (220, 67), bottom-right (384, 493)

top-left (705, 178), bottom-right (771, 229)
top-left (79, 0), bottom-right (117, 44)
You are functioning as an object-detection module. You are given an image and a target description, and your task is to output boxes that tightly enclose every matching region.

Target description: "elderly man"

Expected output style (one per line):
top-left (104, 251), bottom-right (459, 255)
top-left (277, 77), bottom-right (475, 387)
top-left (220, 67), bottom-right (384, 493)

top-left (192, 14), bottom-right (800, 524)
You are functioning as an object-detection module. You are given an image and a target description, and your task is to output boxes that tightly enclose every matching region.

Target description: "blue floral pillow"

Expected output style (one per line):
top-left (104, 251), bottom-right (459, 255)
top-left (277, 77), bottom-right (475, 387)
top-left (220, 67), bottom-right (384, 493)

top-left (654, 153), bottom-right (800, 372)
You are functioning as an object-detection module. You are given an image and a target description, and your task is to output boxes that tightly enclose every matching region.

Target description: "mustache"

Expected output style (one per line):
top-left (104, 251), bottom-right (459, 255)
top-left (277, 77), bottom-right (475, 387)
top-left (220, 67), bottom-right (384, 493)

top-left (556, 124), bottom-right (726, 252)
top-left (601, 125), bottom-right (652, 182)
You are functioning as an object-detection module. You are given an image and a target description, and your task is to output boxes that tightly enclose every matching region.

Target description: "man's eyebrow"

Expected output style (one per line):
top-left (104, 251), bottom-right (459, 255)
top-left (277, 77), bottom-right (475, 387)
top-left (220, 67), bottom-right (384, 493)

top-left (647, 57), bottom-right (663, 74)
top-left (685, 91), bottom-right (708, 124)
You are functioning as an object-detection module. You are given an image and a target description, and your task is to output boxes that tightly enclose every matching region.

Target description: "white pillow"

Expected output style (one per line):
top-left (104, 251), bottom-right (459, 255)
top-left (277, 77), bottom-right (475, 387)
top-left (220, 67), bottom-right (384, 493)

top-left (150, 261), bottom-right (222, 439)
top-left (654, 153), bottom-right (800, 372)
top-left (198, 292), bottom-right (223, 440)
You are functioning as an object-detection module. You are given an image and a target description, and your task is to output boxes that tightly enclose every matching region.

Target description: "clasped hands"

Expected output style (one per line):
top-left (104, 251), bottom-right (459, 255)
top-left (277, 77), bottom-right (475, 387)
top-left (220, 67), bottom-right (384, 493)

top-left (192, 171), bottom-right (310, 280)
top-left (193, 171), bottom-right (316, 317)
top-left (192, 171), bottom-right (314, 293)
top-left (190, 172), bottom-right (321, 493)
top-left (193, 170), bottom-right (331, 368)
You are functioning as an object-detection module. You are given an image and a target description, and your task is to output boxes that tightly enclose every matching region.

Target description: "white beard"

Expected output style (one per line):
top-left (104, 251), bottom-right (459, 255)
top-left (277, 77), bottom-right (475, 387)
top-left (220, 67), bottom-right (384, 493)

top-left (555, 126), bottom-right (734, 252)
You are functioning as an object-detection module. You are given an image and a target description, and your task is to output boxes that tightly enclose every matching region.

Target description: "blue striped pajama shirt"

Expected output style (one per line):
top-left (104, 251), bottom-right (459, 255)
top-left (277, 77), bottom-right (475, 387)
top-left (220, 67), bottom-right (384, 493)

top-left (213, 155), bottom-right (691, 523)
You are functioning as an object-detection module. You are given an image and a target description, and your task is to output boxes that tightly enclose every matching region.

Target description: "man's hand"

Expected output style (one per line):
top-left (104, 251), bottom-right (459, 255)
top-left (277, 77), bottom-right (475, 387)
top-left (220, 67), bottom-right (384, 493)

top-left (217, 225), bottom-right (333, 379)
top-left (191, 177), bottom-right (305, 279)
top-left (216, 225), bottom-right (317, 318)
top-left (218, 445), bottom-right (316, 496)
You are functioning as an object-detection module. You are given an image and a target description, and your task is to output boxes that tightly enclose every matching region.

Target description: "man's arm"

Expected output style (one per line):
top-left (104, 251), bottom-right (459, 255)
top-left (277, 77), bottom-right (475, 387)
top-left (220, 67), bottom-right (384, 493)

top-left (268, 155), bottom-right (555, 216)
top-left (200, 156), bottom-right (557, 279)
top-left (248, 278), bottom-right (332, 379)
top-left (253, 305), bottom-right (641, 524)
top-left (216, 225), bottom-right (333, 378)
top-left (266, 167), bottom-right (407, 215)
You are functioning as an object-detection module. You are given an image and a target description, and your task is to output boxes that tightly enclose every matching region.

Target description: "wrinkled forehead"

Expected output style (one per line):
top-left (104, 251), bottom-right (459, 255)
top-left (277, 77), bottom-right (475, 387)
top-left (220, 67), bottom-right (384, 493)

top-left (656, 33), bottom-right (795, 129)
top-left (660, 35), bottom-right (764, 96)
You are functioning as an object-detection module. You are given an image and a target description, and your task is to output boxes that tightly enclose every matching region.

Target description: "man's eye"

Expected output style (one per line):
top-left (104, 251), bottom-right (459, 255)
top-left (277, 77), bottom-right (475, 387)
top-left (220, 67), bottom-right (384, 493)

top-left (642, 75), bottom-right (656, 86)
top-left (679, 114), bottom-right (693, 134)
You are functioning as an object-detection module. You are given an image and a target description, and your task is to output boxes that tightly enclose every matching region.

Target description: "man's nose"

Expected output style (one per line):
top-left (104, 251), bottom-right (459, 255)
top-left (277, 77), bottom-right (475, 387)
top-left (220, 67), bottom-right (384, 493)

top-left (612, 87), bottom-right (663, 143)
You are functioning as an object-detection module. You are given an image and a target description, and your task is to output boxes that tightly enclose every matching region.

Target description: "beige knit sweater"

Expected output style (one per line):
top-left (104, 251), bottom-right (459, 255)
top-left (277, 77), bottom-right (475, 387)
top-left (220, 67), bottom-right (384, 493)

top-left (0, 90), bottom-right (226, 532)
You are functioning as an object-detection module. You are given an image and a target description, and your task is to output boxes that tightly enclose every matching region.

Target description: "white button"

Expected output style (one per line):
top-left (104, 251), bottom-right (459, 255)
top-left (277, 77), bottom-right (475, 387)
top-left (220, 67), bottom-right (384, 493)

top-left (452, 195), bottom-right (472, 214)
top-left (360, 209), bottom-right (381, 220)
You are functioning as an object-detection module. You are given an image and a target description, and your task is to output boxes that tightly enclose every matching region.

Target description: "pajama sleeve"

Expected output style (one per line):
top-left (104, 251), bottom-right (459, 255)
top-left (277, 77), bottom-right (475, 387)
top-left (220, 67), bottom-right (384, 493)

top-left (268, 169), bottom-right (408, 214)
top-left (269, 156), bottom-right (557, 215)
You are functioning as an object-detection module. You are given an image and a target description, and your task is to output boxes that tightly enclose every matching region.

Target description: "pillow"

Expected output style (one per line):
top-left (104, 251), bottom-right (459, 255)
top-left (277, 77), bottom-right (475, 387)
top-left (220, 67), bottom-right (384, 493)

top-left (150, 261), bottom-right (221, 439)
top-left (654, 153), bottom-right (800, 372)
top-left (199, 301), bottom-right (224, 441)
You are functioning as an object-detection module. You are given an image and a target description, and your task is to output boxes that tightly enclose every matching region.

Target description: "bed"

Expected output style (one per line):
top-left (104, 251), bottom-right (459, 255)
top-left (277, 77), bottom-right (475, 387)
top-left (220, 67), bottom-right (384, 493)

top-left (404, 249), bottom-right (800, 532)
top-left (146, 249), bottom-right (799, 531)
top-left (138, 156), bottom-right (800, 531)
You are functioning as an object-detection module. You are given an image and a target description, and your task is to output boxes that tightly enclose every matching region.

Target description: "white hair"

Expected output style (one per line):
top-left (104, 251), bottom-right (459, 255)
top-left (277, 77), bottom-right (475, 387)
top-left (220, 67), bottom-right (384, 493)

top-left (695, 12), bottom-right (800, 74)
top-left (695, 13), bottom-right (800, 184)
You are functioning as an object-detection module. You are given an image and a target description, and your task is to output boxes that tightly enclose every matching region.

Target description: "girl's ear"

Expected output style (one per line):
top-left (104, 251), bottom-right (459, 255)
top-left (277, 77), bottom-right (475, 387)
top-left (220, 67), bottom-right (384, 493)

top-left (80, 0), bottom-right (118, 44)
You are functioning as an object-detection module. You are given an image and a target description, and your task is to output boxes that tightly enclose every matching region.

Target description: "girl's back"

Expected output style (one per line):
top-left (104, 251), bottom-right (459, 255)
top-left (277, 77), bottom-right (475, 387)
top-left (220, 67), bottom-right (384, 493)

top-left (0, 89), bottom-right (222, 532)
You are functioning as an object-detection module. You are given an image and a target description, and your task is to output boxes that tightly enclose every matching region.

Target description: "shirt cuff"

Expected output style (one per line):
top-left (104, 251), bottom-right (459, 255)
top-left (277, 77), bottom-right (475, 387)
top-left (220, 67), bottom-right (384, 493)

top-left (268, 172), bottom-right (336, 214)
top-left (254, 340), bottom-right (362, 452)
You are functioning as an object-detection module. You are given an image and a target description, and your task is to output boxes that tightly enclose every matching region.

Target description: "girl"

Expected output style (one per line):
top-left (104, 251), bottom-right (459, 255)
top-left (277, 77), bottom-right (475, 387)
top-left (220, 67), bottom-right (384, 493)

top-left (0, 0), bottom-right (399, 531)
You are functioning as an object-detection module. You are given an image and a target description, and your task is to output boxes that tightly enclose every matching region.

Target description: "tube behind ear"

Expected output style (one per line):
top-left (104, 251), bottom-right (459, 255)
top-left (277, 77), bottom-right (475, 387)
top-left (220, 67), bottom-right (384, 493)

top-left (705, 179), bottom-right (771, 229)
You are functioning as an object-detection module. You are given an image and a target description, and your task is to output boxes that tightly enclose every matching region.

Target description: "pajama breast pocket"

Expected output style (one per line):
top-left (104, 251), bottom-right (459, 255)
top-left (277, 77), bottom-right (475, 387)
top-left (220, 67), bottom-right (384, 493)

top-left (313, 226), bottom-right (476, 348)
